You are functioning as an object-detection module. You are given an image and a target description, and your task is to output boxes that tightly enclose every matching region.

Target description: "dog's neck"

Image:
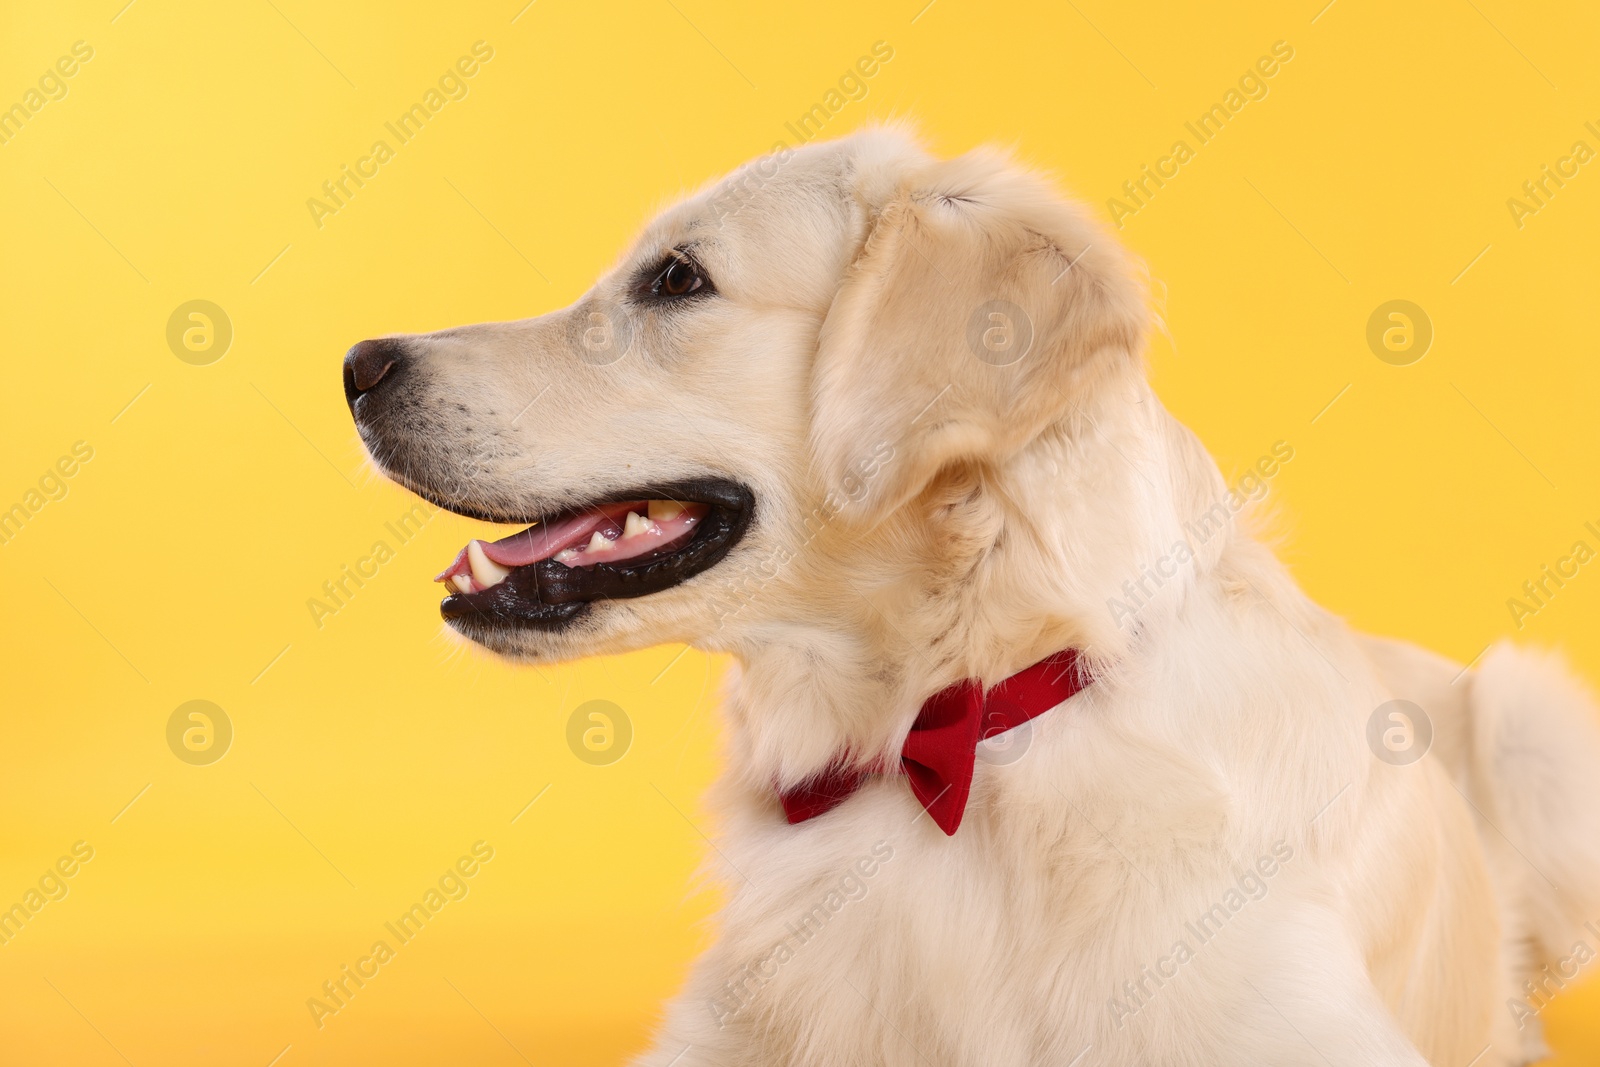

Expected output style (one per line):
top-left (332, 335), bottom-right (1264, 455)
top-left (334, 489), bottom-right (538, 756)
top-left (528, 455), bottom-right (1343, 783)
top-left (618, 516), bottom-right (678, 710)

top-left (721, 378), bottom-right (1227, 789)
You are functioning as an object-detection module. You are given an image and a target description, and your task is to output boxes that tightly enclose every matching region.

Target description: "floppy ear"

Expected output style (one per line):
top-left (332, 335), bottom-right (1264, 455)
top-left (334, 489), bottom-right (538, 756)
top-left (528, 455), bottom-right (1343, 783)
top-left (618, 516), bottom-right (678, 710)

top-left (810, 147), bottom-right (1147, 526)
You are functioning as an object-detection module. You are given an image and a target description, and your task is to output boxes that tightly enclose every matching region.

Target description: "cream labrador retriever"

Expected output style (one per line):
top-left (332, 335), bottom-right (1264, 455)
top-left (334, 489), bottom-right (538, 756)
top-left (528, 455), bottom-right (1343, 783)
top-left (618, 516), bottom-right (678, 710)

top-left (342, 127), bottom-right (1600, 1066)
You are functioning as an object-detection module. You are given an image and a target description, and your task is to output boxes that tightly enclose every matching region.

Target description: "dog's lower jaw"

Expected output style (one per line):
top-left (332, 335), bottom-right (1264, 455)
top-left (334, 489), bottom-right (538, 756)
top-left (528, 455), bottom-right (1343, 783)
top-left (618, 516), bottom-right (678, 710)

top-left (441, 608), bottom-right (591, 657)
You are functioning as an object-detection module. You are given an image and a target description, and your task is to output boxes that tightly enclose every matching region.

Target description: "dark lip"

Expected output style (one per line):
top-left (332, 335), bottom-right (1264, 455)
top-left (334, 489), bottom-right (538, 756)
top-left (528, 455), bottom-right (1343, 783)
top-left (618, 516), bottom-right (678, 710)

top-left (437, 477), bottom-right (755, 633)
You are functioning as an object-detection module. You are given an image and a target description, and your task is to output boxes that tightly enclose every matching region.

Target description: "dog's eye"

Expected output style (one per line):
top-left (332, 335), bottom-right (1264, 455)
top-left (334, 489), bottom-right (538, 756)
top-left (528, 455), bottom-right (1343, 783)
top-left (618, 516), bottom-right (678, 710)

top-left (650, 253), bottom-right (711, 299)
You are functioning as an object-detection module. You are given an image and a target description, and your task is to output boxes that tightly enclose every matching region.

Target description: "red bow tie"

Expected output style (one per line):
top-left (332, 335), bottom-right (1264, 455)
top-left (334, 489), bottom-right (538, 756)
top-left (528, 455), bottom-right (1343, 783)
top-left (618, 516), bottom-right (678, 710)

top-left (778, 649), bottom-right (1090, 835)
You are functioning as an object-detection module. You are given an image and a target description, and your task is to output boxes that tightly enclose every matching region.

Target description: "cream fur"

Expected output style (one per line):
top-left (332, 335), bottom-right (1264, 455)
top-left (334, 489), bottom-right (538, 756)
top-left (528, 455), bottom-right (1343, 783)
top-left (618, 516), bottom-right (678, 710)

top-left (353, 127), bottom-right (1600, 1066)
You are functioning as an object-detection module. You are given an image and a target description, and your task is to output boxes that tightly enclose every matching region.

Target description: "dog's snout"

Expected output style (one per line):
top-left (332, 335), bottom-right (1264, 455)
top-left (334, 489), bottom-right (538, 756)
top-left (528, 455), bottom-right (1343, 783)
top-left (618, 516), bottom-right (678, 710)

top-left (343, 339), bottom-right (404, 408)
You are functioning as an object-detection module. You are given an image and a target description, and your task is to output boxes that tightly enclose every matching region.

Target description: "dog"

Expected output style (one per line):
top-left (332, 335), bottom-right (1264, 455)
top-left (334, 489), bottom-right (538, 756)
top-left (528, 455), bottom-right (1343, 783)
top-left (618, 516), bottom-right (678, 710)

top-left (343, 126), bottom-right (1600, 1066)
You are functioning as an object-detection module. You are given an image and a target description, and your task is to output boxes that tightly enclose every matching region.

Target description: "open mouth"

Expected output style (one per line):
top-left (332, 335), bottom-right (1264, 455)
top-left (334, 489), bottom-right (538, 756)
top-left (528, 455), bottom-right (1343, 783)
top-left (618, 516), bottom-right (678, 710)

top-left (433, 478), bottom-right (754, 630)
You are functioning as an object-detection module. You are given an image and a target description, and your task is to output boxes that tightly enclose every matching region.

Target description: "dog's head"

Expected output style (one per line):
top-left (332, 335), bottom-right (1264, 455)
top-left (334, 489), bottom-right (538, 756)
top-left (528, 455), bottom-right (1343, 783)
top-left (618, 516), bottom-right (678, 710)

top-left (345, 127), bottom-right (1147, 664)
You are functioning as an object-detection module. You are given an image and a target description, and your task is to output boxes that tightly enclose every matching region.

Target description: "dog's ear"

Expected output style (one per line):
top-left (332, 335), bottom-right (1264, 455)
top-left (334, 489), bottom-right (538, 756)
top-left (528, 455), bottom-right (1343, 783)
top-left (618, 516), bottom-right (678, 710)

top-left (811, 148), bottom-right (1146, 527)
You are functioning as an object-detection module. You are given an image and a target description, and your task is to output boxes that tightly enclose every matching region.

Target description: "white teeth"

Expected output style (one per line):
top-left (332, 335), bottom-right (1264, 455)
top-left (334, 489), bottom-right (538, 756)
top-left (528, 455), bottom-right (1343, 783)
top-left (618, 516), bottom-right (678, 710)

top-left (586, 530), bottom-right (613, 552)
top-left (554, 548), bottom-right (579, 563)
top-left (450, 574), bottom-right (474, 595)
top-left (622, 511), bottom-right (654, 538)
top-left (467, 540), bottom-right (511, 588)
top-left (648, 499), bottom-right (685, 522)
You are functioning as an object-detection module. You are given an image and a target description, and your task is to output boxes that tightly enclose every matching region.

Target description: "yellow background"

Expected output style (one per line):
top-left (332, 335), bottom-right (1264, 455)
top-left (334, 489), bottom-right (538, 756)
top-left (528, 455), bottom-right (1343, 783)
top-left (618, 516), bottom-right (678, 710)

top-left (2, 0), bottom-right (1597, 1062)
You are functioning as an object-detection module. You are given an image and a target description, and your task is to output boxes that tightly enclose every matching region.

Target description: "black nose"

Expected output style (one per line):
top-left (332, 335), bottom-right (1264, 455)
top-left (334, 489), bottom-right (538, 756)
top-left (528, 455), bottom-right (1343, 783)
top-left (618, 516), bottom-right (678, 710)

top-left (343, 339), bottom-right (403, 408)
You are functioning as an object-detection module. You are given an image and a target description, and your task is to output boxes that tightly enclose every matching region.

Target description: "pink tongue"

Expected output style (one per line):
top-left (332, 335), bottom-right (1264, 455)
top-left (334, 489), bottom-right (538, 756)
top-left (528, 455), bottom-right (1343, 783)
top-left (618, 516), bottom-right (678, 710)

top-left (481, 502), bottom-right (642, 566)
top-left (434, 502), bottom-right (640, 582)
